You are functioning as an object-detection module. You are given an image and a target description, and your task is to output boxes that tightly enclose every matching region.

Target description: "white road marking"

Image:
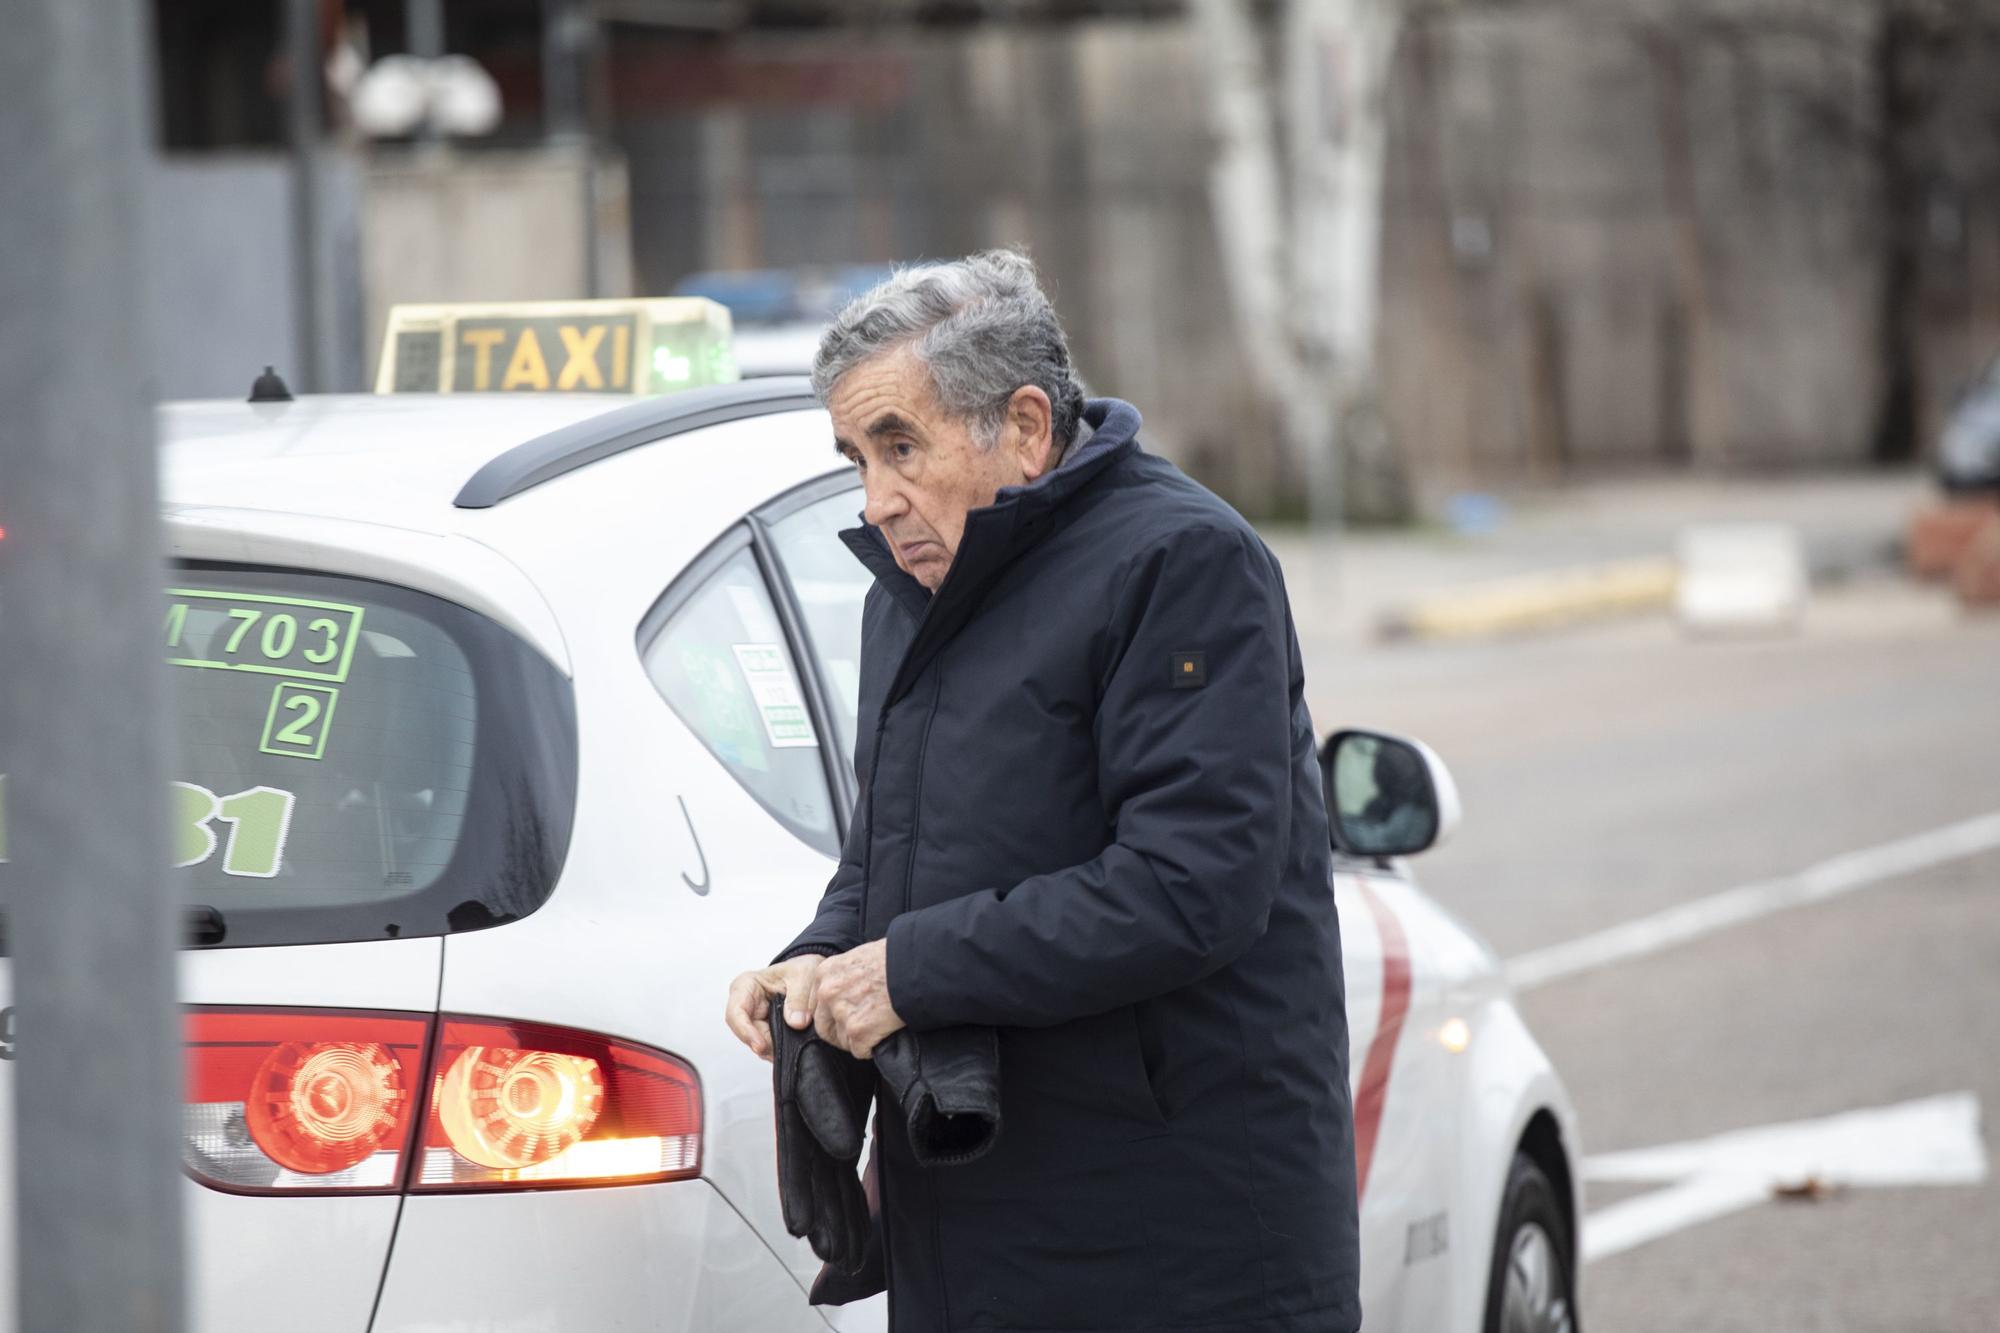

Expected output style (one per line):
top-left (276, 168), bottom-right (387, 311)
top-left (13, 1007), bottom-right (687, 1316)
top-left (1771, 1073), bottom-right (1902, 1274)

top-left (1505, 811), bottom-right (2000, 991)
top-left (1582, 1092), bottom-right (1989, 1263)
top-left (1583, 1175), bottom-right (1773, 1265)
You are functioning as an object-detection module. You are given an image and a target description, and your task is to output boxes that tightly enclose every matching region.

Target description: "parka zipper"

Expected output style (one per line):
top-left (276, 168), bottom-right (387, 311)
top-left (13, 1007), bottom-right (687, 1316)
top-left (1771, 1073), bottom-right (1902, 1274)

top-left (899, 667), bottom-right (943, 920)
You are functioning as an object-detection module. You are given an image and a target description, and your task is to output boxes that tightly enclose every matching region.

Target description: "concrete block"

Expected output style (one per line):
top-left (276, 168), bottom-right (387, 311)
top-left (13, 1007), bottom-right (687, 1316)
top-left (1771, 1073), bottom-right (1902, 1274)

top-left (1675, 523), bottom-right (1809, 634)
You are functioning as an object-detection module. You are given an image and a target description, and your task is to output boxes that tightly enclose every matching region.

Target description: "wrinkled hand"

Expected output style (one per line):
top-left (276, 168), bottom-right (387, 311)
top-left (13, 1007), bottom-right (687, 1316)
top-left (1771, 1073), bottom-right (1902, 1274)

top-left (725, 954), bottom-right (826, 1061)
top-left (814, 940), bottom-right (906, 1059)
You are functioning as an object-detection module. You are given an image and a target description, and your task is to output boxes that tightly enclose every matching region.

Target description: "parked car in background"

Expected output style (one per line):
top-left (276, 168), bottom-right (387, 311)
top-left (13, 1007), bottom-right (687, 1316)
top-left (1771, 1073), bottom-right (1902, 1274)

top-left (1940, 355), bottom-right (2000, 494)
top-left (673, 265), bottom-right (895, 378)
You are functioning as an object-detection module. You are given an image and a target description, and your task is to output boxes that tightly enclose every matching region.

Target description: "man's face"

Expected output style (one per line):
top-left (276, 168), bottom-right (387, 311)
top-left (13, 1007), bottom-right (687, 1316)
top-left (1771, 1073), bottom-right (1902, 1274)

top-left (828, 348), bottom-right (1054, 591)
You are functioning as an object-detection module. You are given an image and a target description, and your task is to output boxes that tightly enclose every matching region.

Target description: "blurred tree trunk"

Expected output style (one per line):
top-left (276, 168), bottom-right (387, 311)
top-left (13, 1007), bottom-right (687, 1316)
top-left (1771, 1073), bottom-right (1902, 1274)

top-left (1191, 0), bottom-right (1411, 525)
top-left (1642, 23), bottom-right (1734, 468)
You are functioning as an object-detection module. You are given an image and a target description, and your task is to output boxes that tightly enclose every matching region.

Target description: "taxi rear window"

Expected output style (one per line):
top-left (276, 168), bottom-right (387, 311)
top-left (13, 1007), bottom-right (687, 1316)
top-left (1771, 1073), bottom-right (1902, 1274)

top-left (166, 564), bottom-right (576, 948)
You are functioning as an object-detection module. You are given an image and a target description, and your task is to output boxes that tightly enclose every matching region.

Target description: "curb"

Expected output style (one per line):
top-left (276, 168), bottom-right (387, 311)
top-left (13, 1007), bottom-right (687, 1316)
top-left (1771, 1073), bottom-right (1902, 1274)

top-left (1376, 557), bottom-right (1679, 642)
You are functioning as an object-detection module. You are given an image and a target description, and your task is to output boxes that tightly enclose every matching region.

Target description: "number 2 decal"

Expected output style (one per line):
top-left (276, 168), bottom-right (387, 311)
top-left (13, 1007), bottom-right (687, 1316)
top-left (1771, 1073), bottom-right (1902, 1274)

top-left (259, 682), bottom-right (339, 760)
top-left (275, 695), bottom-right (319, 745)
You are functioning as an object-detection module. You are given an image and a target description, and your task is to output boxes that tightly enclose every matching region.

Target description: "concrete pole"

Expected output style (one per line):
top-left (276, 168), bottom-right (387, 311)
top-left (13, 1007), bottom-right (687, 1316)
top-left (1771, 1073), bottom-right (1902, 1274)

top-left (0, 2), bottom-right (185, 1331)
top-left (286, 0), bottom-right (331, 391)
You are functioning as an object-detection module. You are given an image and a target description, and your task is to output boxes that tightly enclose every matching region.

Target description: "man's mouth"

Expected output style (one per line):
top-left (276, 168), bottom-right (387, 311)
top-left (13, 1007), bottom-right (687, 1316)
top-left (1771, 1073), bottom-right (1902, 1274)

top-left (898, 540), bottom-right (940, 563)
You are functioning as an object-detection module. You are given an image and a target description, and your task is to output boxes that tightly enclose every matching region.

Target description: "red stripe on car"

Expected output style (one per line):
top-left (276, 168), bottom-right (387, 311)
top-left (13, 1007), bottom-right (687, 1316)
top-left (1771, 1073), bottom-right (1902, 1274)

top-left (1352, 878), bottom-right (1412, 1199)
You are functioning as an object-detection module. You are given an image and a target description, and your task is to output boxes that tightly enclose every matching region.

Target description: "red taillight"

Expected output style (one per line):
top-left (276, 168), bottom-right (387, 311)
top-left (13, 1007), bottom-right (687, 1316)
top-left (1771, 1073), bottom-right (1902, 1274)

top-left (415, 1017), bottom-right (701, 1190)
top-left (185, 1009), bottom-right (430, 1194)
top-left (183, 1009), bottom-right (701, 1195)
top-left (246, 1040), bottom-right (410, 1174)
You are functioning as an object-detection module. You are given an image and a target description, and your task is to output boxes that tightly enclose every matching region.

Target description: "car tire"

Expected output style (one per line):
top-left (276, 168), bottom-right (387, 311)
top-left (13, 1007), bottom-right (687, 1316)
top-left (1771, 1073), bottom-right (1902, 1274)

top-left (1481, 1153), bottom-right (1578, 1333)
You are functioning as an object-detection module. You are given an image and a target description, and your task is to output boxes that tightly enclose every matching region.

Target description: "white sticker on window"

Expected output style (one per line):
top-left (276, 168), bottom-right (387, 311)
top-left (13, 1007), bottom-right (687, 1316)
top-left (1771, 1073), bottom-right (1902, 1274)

top-left (731, 643), bottom-right (819, 749)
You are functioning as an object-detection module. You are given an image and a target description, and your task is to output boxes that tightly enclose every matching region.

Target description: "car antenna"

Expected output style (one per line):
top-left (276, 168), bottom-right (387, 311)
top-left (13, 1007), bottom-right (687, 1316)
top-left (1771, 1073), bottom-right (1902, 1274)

top-left (248, 365), bottom-right (294, 403)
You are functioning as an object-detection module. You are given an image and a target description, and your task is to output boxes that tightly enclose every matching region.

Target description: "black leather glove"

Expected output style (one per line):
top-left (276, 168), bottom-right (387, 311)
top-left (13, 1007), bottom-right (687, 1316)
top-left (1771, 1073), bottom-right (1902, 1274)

top-left (871, 1024), bottom-right (1003, 1167)
top-left (808, 1134), bottom-right (887, 1306)
top-left (770, 996), bottom-right (873, 1275)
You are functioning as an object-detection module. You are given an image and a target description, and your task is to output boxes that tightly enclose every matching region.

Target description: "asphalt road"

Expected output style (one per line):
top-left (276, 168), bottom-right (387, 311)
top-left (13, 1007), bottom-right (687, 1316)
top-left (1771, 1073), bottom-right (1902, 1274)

top-left (1304, 574), bottom-right (2000, 1331)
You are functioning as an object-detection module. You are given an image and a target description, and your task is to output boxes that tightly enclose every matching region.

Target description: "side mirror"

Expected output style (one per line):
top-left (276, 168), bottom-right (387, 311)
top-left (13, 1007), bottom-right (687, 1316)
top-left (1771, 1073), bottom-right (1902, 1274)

top-left (1319, 729), bottom-right (1463, 859)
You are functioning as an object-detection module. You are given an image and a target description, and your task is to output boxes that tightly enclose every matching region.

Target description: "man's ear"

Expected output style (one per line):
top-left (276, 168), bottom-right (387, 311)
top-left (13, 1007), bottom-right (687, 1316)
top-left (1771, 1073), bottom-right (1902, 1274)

top-left (1005, 385), bottom-right (1056, 480)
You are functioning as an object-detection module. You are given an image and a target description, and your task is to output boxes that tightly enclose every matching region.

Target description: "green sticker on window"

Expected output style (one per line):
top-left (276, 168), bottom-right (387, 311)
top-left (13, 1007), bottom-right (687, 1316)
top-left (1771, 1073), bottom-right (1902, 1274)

top-left (0, 775), bottom-right (294, 876)
top-left (677, 641), bottom-right (770, 771)
top-left (169, 781), bottom-right (295, 878)
top-left (259, 682), bottom-right (340, 761)
top-left (165, 589), bottom-right (365, 683)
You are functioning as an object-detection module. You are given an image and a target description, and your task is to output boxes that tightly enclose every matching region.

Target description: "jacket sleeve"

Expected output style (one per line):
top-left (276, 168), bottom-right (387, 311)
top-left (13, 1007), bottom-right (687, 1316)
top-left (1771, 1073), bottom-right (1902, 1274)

top-left (884, 524), bottom-right (1296, 1029)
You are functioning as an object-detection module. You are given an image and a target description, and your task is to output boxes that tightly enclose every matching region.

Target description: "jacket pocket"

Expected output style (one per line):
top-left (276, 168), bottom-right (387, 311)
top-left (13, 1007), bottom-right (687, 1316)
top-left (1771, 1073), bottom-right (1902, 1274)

top-left (1105, 1005), bottom-right (1170, 1128)
top-left (1128, 998), bottom-right (1173, 1122)
top-left (1003, 1009), bottom-right (1169, 1133)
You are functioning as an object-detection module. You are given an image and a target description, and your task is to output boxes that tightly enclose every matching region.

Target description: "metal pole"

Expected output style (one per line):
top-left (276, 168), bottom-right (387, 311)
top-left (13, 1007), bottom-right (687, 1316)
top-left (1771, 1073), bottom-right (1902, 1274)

top-left (543, 0), bottom-right (588, 141)
top-left (0, 1), bottom-right (184, 1330)
top-left (286, 0), bottom-right (329, 391)
top-left (543, 0), bottom-right (604, 296)
top-left (407, 0), bottom-right (445, 59)
top-left (408, 0), bottom-right (445, 144)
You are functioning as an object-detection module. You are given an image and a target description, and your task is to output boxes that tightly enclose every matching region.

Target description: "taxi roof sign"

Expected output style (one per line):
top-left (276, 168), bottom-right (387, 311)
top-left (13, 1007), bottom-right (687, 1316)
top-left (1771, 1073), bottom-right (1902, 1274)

top-left (375, 297), bottom-right (738, 396)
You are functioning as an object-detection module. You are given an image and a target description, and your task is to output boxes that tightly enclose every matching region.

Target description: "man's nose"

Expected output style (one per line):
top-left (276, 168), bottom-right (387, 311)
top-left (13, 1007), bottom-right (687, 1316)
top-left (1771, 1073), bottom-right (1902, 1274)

top-left (863, 474), bottom-right (908, 529)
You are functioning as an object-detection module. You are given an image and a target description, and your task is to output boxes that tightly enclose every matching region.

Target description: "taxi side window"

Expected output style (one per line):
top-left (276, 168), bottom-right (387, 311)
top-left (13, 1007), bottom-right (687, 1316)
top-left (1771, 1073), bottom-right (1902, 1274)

top-left (641, 545), bottom-right (839, 857)
top-left (764, 488), bottom-right (870, 766)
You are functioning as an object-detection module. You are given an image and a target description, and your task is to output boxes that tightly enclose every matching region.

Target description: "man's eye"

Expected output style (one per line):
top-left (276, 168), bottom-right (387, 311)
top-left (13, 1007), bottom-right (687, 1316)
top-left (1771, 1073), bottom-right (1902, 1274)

top-left (891, 441), bottom-right (916, 461)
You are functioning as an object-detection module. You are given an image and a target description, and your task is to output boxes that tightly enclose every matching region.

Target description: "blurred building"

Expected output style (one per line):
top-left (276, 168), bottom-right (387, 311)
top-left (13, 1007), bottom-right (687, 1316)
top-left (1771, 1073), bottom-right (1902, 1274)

top-left (147, 0), bottom-right (2000, 512)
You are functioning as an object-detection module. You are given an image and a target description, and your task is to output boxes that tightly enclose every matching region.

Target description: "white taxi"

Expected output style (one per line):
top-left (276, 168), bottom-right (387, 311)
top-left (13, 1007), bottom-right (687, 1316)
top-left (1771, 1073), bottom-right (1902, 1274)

top-left (0, 303), bottom-right (1581, 1333)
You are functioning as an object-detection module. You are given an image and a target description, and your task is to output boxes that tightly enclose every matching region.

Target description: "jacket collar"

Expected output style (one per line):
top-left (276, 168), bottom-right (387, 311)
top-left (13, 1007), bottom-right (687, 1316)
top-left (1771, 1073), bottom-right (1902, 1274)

top-left (839, 397), bottom-right (1142, 701)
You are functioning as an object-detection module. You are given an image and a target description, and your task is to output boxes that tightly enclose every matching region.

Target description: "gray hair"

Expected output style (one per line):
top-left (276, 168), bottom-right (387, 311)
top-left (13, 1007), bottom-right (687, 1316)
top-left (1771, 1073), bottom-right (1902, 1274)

top-left (811, 249), bottom-right (1088, 451)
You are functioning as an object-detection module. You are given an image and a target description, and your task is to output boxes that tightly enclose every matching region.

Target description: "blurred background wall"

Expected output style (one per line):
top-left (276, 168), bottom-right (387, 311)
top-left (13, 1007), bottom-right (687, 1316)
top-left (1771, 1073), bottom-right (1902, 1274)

top-left (146, 0), bottom-right (2000, 517)
top-left (1379, 4), bottom-right (2000, 484)
top-left (607, 22), bottom-right (1277, 505)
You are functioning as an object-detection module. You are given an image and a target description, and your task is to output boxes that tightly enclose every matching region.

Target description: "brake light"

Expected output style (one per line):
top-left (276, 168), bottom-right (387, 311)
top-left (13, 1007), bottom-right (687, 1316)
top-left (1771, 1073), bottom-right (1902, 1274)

top-left (436, 1046), bottom-right (604, 1168)
top-left (247, 1040), bottom-right (410, 1173)
top-left (185, 1009), bottom-right (430, 1193)
top-left (184, 1008), bottom-right (703, 1195)
top-left (415, 1017), bottom-right (701, 1190)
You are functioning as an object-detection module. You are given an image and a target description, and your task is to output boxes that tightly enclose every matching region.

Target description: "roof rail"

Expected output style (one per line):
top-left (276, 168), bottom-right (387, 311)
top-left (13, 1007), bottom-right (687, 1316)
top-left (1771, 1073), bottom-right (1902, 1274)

top-left (453, 376), bottom-right (820, 509)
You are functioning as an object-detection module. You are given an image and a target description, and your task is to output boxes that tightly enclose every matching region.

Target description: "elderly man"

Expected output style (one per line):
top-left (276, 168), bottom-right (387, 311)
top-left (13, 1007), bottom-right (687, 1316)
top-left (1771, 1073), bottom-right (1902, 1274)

top-left (725, 250), bottom-right (1360, 1332)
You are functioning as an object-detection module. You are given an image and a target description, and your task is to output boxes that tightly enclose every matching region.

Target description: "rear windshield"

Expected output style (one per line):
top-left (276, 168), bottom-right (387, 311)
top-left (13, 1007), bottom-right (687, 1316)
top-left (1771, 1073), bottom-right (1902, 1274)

top-left (166, 564), bottom-right (576, 948)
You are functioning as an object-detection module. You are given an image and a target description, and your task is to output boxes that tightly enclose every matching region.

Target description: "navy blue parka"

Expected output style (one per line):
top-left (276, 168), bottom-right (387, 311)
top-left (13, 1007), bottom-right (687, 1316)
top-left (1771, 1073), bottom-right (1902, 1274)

top-left (784, 399), bottom-right (1361, 1333)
